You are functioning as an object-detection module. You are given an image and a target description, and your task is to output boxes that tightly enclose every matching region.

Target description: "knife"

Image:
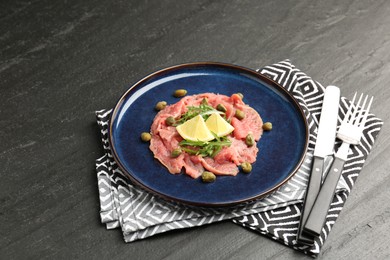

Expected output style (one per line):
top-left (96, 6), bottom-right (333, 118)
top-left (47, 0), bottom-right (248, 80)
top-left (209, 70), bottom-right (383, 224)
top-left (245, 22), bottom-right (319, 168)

top-left (297, 85), bottom-right (340, 245)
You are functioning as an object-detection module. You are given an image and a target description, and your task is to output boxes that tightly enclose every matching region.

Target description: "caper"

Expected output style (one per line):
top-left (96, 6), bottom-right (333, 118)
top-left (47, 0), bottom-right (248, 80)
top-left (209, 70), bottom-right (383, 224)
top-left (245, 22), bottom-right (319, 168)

top-left (155, 101), bottom-right (167, 111)
top-left (245, 133), bottom-right (254, 147)
top-left (235, 109), bottom-right (245, 120)
top-left (263, 122), bottom-right (272, 131)
top-left (140, 132), bottom-right (151, 142)
top-left (165, 116), bottom-right (175, 126)
top-left (171, 148), bottom-right (182, 158)
top-left (201, 171), bottom-right (216, 183)
top-left (216, 104), bottom-right (227, 113)
top-left (241, 162), bottom-right (252, 173)
top-left (236, 93), bottom-right (244, 99)
top-left (173, 89), bottom-right (187, 97)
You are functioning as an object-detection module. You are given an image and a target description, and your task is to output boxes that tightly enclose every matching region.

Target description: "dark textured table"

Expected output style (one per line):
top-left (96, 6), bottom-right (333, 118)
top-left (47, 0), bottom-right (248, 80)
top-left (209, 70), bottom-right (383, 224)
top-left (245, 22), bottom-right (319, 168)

top-left (1, 0), bottom-right (389, 259)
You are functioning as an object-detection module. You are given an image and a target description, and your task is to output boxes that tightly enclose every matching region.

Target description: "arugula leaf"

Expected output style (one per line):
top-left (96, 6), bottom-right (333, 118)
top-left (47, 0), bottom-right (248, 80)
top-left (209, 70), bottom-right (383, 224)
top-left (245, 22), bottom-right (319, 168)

top-left (179, 134), bottom-right (231, 158)
top-left (175, 98), bottom-right (223, 125)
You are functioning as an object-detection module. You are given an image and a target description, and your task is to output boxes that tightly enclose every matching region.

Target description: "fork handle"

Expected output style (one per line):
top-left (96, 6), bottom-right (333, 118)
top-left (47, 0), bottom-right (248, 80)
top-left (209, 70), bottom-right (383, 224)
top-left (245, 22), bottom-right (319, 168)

top-left (303, 156), bottom-right (345, 236)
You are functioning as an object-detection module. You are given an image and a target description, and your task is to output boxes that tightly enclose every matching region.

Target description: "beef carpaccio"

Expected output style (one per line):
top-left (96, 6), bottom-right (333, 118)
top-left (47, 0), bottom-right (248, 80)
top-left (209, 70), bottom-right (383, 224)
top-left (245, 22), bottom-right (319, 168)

top-left (149, 93), bottom-right (263, 179)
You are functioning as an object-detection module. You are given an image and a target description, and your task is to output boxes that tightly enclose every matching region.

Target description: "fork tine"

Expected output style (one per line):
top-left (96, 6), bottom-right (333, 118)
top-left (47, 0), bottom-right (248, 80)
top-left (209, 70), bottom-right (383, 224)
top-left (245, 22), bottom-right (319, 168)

top-left (351, 93), bottom-right (364, 124)
top-left (343, 92), bottom-right (357, 123)
top-left (356, 95), bottom-right (368, 126)
top-left (360, 96), bottom-right (374, 127)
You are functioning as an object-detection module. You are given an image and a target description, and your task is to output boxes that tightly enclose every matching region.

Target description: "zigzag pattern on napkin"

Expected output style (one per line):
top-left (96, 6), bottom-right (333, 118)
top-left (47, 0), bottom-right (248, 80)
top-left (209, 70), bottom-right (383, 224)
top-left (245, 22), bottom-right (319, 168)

top-left (233, 60), bottom-right (383, 257)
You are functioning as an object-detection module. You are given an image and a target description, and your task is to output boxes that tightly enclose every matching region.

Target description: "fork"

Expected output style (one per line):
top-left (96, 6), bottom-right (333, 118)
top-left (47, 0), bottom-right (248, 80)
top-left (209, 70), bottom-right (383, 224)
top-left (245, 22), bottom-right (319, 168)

top-left (302, 93), bottom-right (373, 237)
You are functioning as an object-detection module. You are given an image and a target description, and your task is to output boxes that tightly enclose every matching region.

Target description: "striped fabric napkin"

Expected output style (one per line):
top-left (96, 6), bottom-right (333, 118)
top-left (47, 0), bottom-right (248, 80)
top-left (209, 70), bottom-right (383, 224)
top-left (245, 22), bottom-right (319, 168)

top-left (95, 60), bottom-right (382, 257)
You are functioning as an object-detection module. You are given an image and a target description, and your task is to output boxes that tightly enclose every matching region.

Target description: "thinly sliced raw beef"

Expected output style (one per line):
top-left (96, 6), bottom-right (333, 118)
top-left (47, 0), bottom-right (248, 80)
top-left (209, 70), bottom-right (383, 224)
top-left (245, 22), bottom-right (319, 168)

top-left (201, 157), bottom-right (239, 176)
top-left (149, 93), bottom-right (263, 178)
top-left (230, 106), bottom-right (263, 141)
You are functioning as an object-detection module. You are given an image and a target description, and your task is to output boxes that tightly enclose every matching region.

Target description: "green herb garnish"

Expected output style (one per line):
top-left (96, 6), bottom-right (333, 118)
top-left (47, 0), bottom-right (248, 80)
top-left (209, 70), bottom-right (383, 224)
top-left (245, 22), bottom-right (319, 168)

top-left (179, 133), bottom-right (231, 158)
top-left (175, 98), bottom-right (223, 125)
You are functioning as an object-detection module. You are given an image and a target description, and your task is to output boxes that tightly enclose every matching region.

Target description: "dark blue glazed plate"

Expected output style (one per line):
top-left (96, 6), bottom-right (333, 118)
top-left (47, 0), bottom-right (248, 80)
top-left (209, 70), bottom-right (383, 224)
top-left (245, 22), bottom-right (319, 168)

top-left (109, 62), bottom-right (309, 207)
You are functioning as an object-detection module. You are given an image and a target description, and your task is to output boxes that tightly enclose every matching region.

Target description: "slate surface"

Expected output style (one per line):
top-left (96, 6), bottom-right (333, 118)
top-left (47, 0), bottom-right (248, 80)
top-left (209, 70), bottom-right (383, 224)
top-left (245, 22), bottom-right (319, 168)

top-left (1, 0), bottom-right (389, 259)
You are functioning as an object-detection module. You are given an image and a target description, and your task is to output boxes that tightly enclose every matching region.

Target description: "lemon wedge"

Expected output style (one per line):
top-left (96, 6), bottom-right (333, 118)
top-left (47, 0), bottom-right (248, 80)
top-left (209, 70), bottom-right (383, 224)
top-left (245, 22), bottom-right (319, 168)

top-left (205, 112), bottom-right (235, 137)
top-left (176, 115), bottom-right (215, 142)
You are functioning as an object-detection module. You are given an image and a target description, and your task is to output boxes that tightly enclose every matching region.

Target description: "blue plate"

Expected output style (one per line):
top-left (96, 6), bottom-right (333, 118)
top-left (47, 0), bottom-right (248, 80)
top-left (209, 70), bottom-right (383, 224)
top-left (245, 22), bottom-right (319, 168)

top-left (109, 62), bottom-right (309, 207)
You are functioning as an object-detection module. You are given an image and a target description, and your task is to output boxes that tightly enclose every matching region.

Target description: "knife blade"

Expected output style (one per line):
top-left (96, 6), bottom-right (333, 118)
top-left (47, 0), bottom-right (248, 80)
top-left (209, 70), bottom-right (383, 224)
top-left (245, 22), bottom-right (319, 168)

top-left (297, 85), bottom-right (340, 245)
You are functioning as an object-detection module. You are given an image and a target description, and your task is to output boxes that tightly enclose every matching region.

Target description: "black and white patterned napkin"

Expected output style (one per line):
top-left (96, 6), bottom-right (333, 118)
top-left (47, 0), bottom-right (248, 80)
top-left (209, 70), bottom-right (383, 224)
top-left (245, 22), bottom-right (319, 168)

top-left (232, 60), bottom-right (383, 257)
top-left (95, 60), bottom-right (383, 257)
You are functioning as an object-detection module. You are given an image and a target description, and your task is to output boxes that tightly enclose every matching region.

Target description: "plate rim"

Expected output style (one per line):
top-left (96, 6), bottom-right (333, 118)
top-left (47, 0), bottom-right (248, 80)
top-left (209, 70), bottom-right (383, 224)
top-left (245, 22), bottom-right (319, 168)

top-left (109, 61), bottom-right (309, 208)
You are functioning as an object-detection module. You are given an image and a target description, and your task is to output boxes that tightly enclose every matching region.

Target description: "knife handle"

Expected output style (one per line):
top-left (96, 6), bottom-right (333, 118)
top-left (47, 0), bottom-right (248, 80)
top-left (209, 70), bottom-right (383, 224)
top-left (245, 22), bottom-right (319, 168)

top-left (303, 156), bottom-right (345, 237)
top-left (297, 156), bottom-right (324, 244)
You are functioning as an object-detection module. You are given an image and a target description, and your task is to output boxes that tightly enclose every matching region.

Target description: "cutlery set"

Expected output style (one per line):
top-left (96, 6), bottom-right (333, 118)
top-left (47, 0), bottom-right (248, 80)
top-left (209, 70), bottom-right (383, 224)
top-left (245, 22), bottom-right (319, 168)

top-left (297, 86), bottom-right (373, 245)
